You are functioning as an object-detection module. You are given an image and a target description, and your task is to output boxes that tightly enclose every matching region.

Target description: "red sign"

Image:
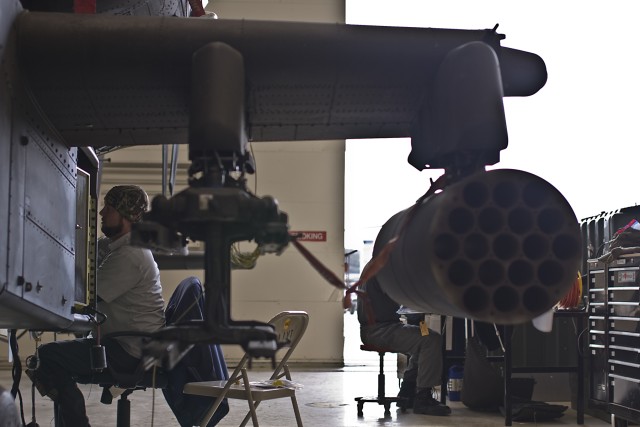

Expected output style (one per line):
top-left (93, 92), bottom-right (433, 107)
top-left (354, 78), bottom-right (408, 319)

top-left (291, 231), bottom-right (327, 242)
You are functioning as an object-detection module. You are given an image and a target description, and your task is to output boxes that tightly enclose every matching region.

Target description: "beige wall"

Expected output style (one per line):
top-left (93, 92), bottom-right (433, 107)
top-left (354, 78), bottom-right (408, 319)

top-left (1, 0), bottom-right (347, 368)
top-left (226, 140), bottom-right (346, 363)
top-left (100, 138), bottom-right (346, 364)
top-left (101, 0), bottom-right (347, 364)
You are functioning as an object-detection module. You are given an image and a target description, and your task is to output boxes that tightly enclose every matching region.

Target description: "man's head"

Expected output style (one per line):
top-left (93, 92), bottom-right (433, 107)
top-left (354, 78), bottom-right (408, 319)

top-left (100, 185), bottom-right (149, 239)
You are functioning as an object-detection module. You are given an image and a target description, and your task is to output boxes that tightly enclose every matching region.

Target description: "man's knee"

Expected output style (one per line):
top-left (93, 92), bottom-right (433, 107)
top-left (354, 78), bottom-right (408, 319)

top-left (37, 341), bottom-right (67, 373)
top-left (37, 341), bottom-right (55, 361)
top-left (39, 339), bottom-right (92, 365)
top-left (31, 340), bottom-right (87, 393)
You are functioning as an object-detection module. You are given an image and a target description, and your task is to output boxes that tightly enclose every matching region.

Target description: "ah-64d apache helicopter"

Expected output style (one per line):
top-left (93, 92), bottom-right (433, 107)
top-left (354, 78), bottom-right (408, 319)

top-left (0, 0), bottom-right (578, 384)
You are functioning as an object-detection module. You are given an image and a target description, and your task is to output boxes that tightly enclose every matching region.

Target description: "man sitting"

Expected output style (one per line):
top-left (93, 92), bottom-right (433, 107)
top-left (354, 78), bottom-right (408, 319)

top-left (357, 272), bottom-right (450, 416)
top-left (27, 185), bottom-right (165, 427)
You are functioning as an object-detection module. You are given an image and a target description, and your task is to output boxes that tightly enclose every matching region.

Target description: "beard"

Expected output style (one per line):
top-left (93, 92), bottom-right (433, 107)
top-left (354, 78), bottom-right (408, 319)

top-left (101, 218), bottom-right (124, 238)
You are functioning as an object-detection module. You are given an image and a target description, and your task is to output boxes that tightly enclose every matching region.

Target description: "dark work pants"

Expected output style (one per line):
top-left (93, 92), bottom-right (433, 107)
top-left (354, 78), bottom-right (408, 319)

top-left (35, 337), bottom-right (140, 427)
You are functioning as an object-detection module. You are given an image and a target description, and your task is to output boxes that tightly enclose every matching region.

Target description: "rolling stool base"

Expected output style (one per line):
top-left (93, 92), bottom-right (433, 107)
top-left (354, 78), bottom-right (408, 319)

top-left (355, 396), bottom-right (407, 417)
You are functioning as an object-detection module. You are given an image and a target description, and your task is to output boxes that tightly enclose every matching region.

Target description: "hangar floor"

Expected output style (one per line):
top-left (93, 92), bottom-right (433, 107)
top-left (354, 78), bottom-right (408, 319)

top-left (0, 314), bottom-right (610, 426)
top-left (1, 366), bottom-right (609, 427)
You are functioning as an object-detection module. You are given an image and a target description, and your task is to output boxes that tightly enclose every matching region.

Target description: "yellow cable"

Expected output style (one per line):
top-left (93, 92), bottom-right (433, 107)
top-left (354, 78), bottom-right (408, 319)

top-left (230, 243), bottom-right (260, 269)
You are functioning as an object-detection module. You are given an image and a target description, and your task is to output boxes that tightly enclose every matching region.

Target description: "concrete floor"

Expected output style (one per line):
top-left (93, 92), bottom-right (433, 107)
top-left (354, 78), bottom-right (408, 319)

top-left (0, 362), bottom-right (610, 427)
top-left (2, 366), bottom-right (611, 427)
top-left (0, 314), bottom-right (612, 426)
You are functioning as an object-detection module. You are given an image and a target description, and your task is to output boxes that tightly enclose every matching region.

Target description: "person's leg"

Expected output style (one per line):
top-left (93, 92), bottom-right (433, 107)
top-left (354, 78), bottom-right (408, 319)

top-left (361, 324), bottom-right (425, 403)
top-left (31, 337), bottom-right (142, 426)
top-left (410, 330), bottom-right (450, 415)
top-left (361, 322), bottom-right (422, 353)
top-left (32, 338), bottom-right (94, 427)
top-left (403, 354), bottom-right (418, 383)
top-left (362, 322), bottom-right (440, 388)
top-left (397, 356), bottom-right (417, 409)
top-left (362, 323), bottom-right (450, 416)
top-left (415, 329), bottom-right (442, 389)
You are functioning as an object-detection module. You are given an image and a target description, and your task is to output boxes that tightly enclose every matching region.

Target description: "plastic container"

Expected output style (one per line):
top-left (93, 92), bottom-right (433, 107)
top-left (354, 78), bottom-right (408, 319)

top-left (447, 365), bottom-right (464, 401)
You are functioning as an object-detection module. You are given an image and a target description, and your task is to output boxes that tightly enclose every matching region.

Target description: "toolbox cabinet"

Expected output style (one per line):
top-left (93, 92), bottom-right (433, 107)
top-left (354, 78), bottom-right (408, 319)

top-left (588, 256), bottom-right (640, 426)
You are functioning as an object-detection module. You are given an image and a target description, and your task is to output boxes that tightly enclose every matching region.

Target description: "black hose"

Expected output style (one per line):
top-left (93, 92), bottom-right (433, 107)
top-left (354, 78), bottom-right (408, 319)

top-left (9, 329), bottom-right (27, 426)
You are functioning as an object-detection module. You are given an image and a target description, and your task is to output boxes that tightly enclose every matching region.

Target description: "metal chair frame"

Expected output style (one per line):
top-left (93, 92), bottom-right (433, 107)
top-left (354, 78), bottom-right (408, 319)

top-left (184, 311), bottom-right (309, 427)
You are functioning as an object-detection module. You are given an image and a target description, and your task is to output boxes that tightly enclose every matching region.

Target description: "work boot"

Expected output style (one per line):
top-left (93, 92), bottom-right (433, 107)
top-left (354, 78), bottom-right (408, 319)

top-left (413, 388), bottom-right (451, 416)
top-left (396, 379), bottom-right (416, 409)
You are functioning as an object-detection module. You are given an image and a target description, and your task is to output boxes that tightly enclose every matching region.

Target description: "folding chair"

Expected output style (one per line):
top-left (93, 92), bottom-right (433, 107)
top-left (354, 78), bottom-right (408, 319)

top-left (183, 311), bottom-right (309, 427)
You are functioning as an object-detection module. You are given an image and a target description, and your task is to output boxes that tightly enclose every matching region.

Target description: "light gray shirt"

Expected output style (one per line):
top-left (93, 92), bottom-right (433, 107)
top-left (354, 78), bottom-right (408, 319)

top-left (96, 233), bottom-right (165, 359)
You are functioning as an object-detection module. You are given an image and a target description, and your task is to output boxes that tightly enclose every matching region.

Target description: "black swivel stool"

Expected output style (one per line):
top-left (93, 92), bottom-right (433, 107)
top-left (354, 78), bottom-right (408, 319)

top-left (72, 365), bottom-right (169, 427)
top-left (354, 344), bottom-right (406, 417)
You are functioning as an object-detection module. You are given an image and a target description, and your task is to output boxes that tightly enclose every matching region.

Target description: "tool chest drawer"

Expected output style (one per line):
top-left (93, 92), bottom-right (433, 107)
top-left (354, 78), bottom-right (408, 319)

top-left (609, 267), bottom-right (640, 287)
top-left (610, 317), bottom-right (640, 333)
top-left (610, 345), bottom-right (640, 365)
top-left (609, 373), bottom-right (640, 410)
top-left (589, 290), bottom-right (606, 315)
top-left (590, 316), bottom-right (607, 333)
top-left (609, 330), bottom-right (640, 348)
top-left (609, 359), bottom-right (640, 380)
top-left (609, 301), bottom-right (640, 317)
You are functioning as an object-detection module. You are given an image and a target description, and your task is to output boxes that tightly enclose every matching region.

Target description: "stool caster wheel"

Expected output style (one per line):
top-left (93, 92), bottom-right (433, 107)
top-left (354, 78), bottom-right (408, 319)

top-left (384, 403), bottom-right (391, 417)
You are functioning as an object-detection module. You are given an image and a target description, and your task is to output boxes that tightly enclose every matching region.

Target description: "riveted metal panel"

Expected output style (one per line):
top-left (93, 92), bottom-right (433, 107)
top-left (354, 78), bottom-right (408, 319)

top-left (1, 8), bottom-right (78, 326)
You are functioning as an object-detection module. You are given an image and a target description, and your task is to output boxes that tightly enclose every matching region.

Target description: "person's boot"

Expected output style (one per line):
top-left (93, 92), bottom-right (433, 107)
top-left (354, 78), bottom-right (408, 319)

top-left (396, 379), bottom-right (416, 409)
top-left (412, 388), bottom-right (451, 416)
top-left (56, 384), bottom-right (91, 427)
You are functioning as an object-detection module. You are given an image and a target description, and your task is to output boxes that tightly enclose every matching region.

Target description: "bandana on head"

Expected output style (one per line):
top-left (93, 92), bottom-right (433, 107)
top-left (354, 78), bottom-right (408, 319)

top-left (104, 185), bottom-right (149, 223)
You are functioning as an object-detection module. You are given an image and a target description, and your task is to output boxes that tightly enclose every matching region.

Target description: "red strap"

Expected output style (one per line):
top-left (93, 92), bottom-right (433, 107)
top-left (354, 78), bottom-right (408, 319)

top-left (74, 0), bottom-right (96, 13)
top-left (291, 238), bottom-right (345, 289)
top-left (290, 236), bottom-right (377, 323)
top-left (291, 173), bottom-right (448, 324)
